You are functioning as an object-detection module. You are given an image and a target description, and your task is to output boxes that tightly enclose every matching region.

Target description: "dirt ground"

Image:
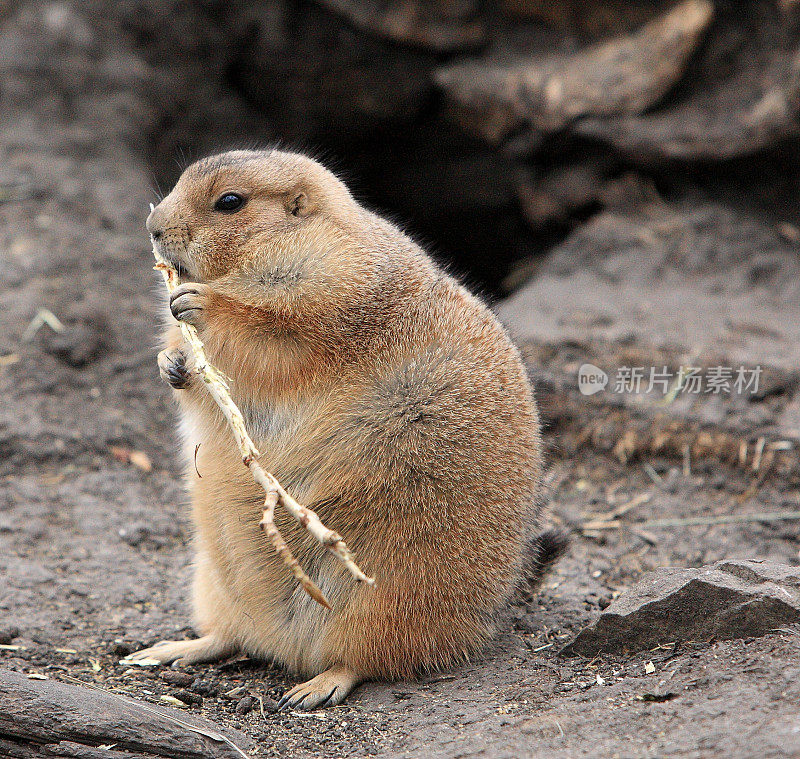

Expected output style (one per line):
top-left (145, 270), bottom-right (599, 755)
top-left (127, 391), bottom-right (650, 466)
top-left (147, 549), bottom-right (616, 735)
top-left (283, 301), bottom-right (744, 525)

top-left (4, 176), bottom-right (800, 758)
top-left (3, 2), bottom-right (800, 758)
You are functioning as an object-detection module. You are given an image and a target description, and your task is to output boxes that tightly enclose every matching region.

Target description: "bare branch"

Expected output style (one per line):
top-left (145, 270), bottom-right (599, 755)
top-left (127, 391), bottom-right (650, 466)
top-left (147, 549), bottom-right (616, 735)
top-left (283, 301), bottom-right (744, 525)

top-left (152, 243), bottom-right (374, 609)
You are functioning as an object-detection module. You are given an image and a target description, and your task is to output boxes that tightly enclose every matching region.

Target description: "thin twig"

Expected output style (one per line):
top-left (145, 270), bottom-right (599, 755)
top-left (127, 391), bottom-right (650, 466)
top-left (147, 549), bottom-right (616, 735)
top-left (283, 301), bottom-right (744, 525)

top-left (21, 307), bottom-right (65, 342)
top-left (152, 241), bottom-right (374, 608)
top-left (587, 492), bottom-right (651, 523)
top-left (752, 436), bottom-right (766, 472)
top-left (642, 463), bottom-right (664, 487)
top-left (631, 528), bottom-right (659, 546)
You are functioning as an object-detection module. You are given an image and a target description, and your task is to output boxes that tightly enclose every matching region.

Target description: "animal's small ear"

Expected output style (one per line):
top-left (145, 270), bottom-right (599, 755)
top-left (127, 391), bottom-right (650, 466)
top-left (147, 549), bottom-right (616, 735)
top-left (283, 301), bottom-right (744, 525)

top-left (287, 191), bottom-right (312, 218)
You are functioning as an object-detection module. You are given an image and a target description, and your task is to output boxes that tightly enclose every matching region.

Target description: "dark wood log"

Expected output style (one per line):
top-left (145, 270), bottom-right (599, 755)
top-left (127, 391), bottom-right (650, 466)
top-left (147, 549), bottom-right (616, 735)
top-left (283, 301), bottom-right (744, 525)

top-left (0, 669), bottom-right (253, 759)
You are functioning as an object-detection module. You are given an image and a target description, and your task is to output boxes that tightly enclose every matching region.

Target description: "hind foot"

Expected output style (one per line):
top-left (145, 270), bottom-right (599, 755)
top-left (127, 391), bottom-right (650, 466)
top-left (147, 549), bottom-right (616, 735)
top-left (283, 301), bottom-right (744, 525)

top-left (278, 666), bottom-right (362, 711)
top-left (121, 634), bottom-right (236, 666)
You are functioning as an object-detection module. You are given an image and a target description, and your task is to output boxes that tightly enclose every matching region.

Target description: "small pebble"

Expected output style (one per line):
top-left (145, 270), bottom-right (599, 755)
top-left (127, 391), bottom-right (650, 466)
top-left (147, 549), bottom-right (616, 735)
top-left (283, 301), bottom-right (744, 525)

top-left (118, 523), bottom-right (152, 547)
top-left (110, 640), bottom-right (138, 657)
top-left (236, 695), bottom-right (255, 714)
top-left (0, 627), bottom-right (21, 646)
top-left (161, 671), bottom-right (194, 687)
top-left (174, 688), bottom-right (203, 706)
top-left (42, 323), bottom-right (106, 367)
top-left (191, 678), bottom-right (218, 697)
top-left (261, 697), bottom-right (279, 714)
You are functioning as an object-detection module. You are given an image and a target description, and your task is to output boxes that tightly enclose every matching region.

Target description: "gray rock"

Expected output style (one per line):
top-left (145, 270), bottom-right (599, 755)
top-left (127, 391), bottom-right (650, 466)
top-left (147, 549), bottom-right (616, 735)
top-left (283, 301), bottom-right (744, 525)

top-left (574, 1), bottom-right (800, 164)
top-left (497, 202), bottom-right (800, 377)
top-left (562, 559), bottom-right (800, 656)
top-left (435, 0), bottom-right (712, 142)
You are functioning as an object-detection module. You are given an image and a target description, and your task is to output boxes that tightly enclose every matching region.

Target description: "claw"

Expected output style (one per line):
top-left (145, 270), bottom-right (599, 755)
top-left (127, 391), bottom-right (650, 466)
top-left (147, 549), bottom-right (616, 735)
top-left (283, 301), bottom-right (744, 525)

top-left (159, 348), bottom-right (193, 389)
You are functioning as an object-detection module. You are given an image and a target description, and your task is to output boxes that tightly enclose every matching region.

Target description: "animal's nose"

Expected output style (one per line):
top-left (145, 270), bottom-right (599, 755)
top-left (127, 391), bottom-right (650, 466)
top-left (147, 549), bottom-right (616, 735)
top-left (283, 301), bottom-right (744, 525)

top-left (146, 205), bottom-right (164, 239)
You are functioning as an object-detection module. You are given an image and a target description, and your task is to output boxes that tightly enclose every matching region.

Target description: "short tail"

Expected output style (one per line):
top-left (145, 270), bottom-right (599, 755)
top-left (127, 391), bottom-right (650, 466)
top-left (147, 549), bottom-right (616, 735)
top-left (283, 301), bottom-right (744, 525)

top-left (527, 528), bottom-right (570, 589)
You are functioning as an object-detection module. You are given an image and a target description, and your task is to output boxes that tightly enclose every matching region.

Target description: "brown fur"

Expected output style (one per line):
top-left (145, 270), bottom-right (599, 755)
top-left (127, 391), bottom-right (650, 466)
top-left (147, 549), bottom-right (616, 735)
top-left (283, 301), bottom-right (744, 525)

top-left (135, 149), bottom-right (545, 705)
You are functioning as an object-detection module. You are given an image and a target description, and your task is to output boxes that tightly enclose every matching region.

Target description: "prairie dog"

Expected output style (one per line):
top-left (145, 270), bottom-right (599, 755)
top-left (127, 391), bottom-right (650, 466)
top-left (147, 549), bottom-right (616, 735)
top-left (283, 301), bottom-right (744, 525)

top-left (128, 149), bottom-right (555, 709)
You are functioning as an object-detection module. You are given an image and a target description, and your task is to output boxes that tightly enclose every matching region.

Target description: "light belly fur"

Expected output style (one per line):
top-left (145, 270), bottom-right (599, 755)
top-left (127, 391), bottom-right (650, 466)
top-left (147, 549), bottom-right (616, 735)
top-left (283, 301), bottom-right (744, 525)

top-left (178, 402), bottom-right (340, 674)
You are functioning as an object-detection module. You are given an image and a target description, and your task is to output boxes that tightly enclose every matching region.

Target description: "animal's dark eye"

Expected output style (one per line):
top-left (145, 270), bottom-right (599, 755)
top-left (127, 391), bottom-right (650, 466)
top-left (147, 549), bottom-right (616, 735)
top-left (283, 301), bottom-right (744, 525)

top-left (214, 193), bottom-right (244, 212)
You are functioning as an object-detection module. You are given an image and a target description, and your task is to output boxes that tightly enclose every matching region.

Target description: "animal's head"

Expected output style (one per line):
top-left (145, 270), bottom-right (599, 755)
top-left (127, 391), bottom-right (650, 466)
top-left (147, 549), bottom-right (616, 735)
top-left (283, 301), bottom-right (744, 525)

top-left (147, 149), bottom-right (360, 289)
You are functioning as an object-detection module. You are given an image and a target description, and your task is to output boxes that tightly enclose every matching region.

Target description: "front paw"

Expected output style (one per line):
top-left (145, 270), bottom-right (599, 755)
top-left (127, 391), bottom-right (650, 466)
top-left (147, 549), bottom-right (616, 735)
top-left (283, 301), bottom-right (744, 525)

top-left (169, 282), bottom-right (212, 328)
top-left (158, 347), bottom-right (193, 389)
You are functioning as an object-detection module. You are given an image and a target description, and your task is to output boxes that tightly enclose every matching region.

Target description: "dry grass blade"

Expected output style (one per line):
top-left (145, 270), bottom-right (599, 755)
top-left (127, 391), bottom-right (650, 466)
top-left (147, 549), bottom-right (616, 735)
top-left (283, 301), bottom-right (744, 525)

top-left (641, 511), bottom-right (800, 528)
top-left (583, 510), bottom-right (800, 531)
top-left (152, 240), bottom-right (374, 608)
